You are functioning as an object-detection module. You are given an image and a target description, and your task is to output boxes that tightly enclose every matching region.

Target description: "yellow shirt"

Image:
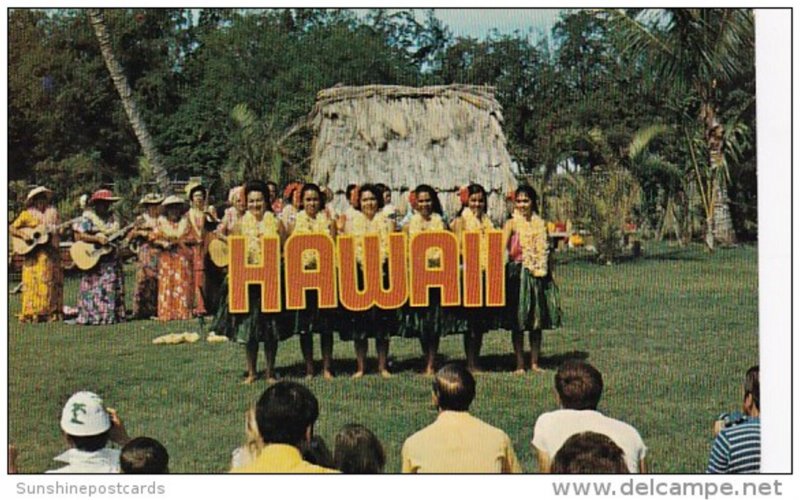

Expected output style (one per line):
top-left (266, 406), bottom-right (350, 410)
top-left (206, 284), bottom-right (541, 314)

top-left (230, 444), bottom-right (338, 474)
top-left (401, 411), bottom-right (522, 473)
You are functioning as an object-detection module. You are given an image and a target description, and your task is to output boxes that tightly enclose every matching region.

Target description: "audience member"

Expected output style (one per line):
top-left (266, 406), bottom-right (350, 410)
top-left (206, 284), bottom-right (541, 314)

top-left (707, 365), bottom-right (760, 473)
top-left (301, 435), bottom-right (335, 469)
top-left (334, 424), bottom-right (385, 474)
top-left (229, 382), bottom-right (338, 473)
top-left (230, 407), bottom-right (263, 470)
top-left (47, 391), bottom-right (131, 473)
top-left (532, 360), bottom-right (647, 473)
top-left (401, 363), bottom-right (521, 473)
top-left (550, 431), bottom-right (628, 474)
top-left (120, 437), bottom-right (169, 474)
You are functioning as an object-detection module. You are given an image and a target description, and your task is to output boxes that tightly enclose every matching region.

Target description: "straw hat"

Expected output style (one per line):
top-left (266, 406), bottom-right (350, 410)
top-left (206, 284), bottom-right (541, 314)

top-left (139, 193), bottom-right (165, 205)
top-left (161, 195), bottom-right (187, 207)
top-left (184, 181), bottom-right (205, 199)
top-left (89, 189), bottom-right (121, 204)
top-left (24, 186), bottom-right (52, 205)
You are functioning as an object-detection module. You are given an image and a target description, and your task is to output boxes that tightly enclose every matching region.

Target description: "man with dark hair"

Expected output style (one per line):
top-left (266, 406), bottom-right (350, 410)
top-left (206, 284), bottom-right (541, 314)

top-left (707, 365), bottom-right (760, 473)
top-left (532, 360), bottom-right (647, 473)
top-left (47, 391), bottom-right (131, 473)
top-left (120, 437), bottom-right (169, 474)
top-left (551, 432), bottom-right (628, 474)
top-left (401, 363), bottom-right (521, 473)
top-left (230, 381), bottom-right (337, 473)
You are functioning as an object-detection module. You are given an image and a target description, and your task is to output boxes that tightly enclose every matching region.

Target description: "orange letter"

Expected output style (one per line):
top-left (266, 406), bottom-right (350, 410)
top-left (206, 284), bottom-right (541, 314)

top-left (337, 234), bottom-right (407, 311)
top-left (462, 232), bottom-right (482, 307)
top-left (284, 234), bottom-right (337, 310)
top-left (485, 230), bottom-right (506, 307)
top-left (228, 236), bottom-right (281, 313)
top-left (409, 231), bottom-right (460, 307)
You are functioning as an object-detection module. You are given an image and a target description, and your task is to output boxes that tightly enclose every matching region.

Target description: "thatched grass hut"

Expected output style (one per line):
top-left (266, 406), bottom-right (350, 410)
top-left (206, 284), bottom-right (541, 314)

top-left (309, 84), bottom-right (518, 222)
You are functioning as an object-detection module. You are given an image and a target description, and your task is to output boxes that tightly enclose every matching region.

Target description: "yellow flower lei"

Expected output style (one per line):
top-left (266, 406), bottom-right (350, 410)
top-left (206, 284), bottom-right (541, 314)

top-left (512, 211), bottom-right (548, 277)
top-left (460, 208), bottom-right (494, 270)
top-left (293, 210), bottom-right (333, 268)
top-left (408, 212), bottom-right (445, 265)
top-left (240, 211), bottom-right (280, 265)
top-left (349, 211), bottom-right (391, 264)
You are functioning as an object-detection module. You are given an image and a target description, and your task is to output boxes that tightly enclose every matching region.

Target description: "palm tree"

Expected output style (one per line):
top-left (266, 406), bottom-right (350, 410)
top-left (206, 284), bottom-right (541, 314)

top-left (600, 9), bottom-right (754, 250)
top-left (86, 9), bottom-right (170, 194)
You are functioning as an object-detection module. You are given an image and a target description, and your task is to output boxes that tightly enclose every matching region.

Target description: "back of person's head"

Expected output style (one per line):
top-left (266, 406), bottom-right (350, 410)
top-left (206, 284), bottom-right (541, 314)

top-left (744, 365), bottom-right (759, 411)
top-left (300, 435), bottom-right (335, 469)
top-left (551, 432), bottom-right (628, 474)
top-left (555, 360), bottom-right (603, 410)
top-left (334, 424), bottom-right (385, 474)
top-left (255, 381), bottom-right (319, 447)
top-left (60, 391), bottom-right (112, 451)
top-left (433, 363), bottom-right (476, 412)
top-left (120, 437), bottom-right (169, 474)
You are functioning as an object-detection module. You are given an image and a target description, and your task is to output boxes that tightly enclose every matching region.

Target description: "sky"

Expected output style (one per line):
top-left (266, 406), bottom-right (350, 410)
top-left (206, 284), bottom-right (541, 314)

top-left (424, 8), bottom-right (563, 40)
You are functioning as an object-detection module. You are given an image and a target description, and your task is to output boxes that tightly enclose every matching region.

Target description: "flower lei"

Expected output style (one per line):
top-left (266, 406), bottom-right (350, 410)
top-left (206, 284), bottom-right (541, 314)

top-left (349, 211), bottom-right (391, 264)
top-left (157, 215), bottom-right (188, 239)
top-left (460, 208), bottom-right (494, 270)
top-left (293, 210), bottom-right (332, 268)
top-left (408, 213), bottom-right (445, 264)
top-left (188, 207), bottom-right (206, 236)
top-left (240, 211), bottom-right (280, 265)
top-left (512, 211), bottom-right (548, 277)
top-left (82, 209), bottom-right (120, 236)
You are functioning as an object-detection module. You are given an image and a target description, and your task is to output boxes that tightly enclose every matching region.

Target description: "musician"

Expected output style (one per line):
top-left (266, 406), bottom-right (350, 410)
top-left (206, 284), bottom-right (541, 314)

top-left (185, 182), bottom-right (211, 317)
top-left (126, 193), bottom-right (163, 319)
top-left (73, 189), bottom-right (126, 325)
top-left (151, 195), bottom-right (196, 321)
top-left (10, 186), bottom-right (64, 323)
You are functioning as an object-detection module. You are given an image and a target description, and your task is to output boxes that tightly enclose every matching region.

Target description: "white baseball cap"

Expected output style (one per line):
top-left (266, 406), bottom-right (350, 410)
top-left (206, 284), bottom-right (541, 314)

top-left (60, 391), bottom-right (111, 436)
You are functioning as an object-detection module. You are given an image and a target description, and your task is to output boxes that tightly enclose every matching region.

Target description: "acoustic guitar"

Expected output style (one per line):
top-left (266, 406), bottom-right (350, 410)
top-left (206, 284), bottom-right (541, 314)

top-left (70, 222), bottom-right (136, 271)
top-left (208, 238), bottom-right (229, 268)
top-left (11, 218), bottom-right (79, 256)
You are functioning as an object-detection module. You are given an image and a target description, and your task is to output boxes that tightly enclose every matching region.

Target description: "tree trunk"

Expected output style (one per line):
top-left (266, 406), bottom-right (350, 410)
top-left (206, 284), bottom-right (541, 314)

top-left (712, 178), bottom-right (736, 246)
top-left (87, 9), bottom-right (171, 195)
top-left (700, 100), bottom-right (736, 250)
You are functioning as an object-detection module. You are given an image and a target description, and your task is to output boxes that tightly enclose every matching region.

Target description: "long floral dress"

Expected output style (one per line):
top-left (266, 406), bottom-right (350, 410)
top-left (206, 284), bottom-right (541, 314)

top-left (187, 207), bottom-right (208, 316)
top-left (131, 213), bottom-right (159, 319)
top-left (12, 207), bottom-right (64, 322)
top-left (152, 216), bottom-right (195, 321)
top-left (74, 210), bottom-right (126, 325)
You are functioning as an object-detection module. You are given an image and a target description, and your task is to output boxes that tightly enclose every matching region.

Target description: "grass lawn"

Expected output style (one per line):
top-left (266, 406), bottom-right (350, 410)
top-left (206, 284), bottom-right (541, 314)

top-left (7, 242), bottom-right (758, 473)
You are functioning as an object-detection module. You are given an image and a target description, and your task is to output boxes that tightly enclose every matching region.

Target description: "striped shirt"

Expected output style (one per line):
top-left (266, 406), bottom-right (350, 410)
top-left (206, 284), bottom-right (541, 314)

top-left (707, 417), bottom-right (760, 473)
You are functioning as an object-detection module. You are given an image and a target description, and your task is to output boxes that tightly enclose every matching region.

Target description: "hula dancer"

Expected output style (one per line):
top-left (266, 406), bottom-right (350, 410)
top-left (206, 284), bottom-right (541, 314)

top-left (10, 186), bottom-right (64, 323)
top-left (450, 184), bottom-right (495, 372)
top-left (150, 196), bottom-right (195, 321)
top-left (402, 184), bottom-right (450, 375)
top-left (233, 181), bottom-right (287, 384)
top-left (286, 183), bottom-right (337, 379)
top-left (127, 193), bottom-right (163, 319)
top-left (342, 184), bottom-right (396, 378)
top-left (73, 189), bottom-right (126, 325)
top-left (502, 185), bottom-right (560, 373)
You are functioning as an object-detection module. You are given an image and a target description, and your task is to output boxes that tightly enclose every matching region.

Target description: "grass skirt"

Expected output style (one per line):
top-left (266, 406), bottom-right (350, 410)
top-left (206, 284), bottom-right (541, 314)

top-left (503, 262), bottom-right (562, 331)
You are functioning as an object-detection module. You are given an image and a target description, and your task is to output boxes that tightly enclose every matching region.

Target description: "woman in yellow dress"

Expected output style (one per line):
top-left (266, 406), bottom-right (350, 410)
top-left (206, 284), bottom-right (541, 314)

top-left (286, 183), bottom-right (336, 379)
top-left (10, 186), bottom-right (64, 322)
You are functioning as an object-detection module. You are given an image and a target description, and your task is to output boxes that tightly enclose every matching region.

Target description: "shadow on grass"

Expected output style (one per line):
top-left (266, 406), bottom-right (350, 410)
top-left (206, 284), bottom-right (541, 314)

top-left (555, 246), bottom-right (705, 266)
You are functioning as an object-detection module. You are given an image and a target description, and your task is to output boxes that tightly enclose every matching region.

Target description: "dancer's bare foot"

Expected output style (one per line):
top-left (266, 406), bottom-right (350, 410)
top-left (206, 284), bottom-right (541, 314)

top-left (242, 374), bottom-right (256, 385)
top-left (323, 370), bottom-right (334, 380)
top-left (530, 364), bottom-right (545, 374)
top-left (513, 368), bottom-right (526, 376)
top-left (351, 371), bottom-right (364, 379)
top-left (379, 369), bottom-right (392, 379)
top-left (422, 367), bottom-right (435, 377)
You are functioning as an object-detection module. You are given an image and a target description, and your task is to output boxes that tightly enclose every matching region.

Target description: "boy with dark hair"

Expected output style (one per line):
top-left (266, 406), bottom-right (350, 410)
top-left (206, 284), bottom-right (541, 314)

top-left (551, 431), bottom-right (629, 474)
top-left (230, 381), bottom-right (337, 473)
top-left (401, 363), bottom-right (521, 473)
top-left (707, 365), bottom-right (760, 473)
top-left (47, 391), bottom-right (131, 473)
top-left (120, 437), bottom-right (169, 474)
top-left (532, 360), bottom-right (647, 473)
